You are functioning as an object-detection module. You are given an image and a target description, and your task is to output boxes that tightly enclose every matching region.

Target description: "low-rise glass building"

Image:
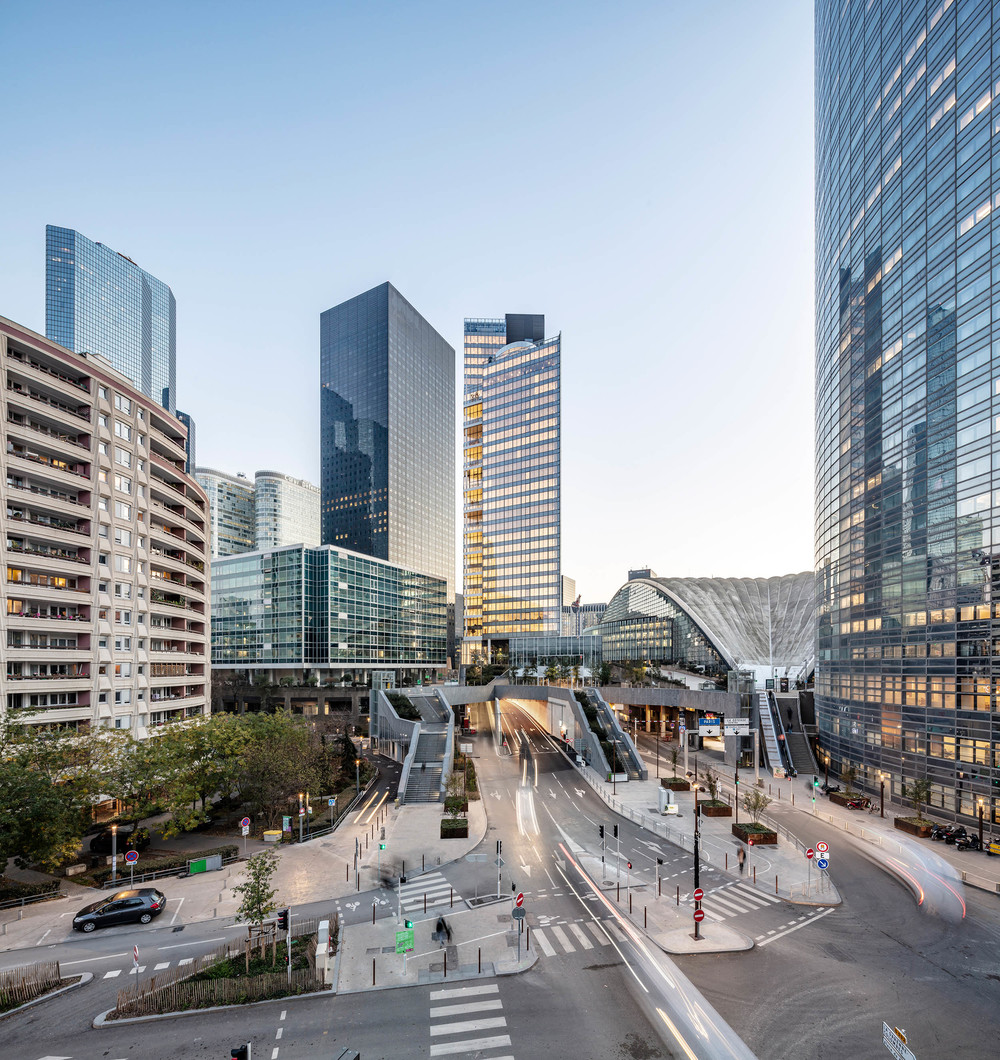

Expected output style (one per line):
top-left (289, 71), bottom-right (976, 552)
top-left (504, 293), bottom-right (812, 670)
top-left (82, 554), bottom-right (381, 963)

top-left (211, 544), bottom-right (446, 680)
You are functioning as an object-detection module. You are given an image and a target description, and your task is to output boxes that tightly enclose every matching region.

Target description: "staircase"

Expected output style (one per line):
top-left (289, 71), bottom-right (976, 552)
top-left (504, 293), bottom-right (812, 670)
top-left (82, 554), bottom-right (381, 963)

top-left (402, 731), bottom-right (447, 804)
top-left (777, 694), bottom-right (818, 775)
top-left (757, 690), bottom-right (784, 777)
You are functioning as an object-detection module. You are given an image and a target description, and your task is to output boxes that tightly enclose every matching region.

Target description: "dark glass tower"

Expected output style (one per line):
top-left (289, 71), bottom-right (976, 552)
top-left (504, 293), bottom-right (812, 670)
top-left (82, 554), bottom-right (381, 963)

top-left (45, 226), bottom-right (176, 413)
top-left (815, 0), bottom-right (999, 827)
top-left (320, 282), bottom-right (454, 596)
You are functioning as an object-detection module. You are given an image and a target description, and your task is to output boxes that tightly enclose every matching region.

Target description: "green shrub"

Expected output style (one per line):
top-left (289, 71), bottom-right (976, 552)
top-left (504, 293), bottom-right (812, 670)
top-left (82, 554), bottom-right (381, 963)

top-left (0, 877), bottom-right (61, 902)
top-left (85, 844), bottom-right (239, 886)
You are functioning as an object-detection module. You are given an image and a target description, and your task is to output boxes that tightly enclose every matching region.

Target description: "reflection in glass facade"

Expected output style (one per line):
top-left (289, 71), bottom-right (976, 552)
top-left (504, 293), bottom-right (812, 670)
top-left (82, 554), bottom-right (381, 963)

top-left (508, 635), bottom-right (602, 671)
top-left (211, 544), bottom-right (447, 671)
top-left (254, 470), bottom-right (320, 551)
top-left (598, 574), bottom-right (814, 683)
top-left (816, 0), bottom-right (1000, 825)
top-left (45, 226), bottom-right (176, 413)
top-left (463, 316), bottom-right (561, 656)
top-left (320, 283), bottom-right (454, 597)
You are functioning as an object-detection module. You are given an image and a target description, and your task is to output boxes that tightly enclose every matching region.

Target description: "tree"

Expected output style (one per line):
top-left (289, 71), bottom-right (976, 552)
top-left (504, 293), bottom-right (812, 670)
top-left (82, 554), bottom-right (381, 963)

top-left (0, 761), bottom-right (88, 871)
top-left (741, 789), bottom-right (772, 826)
top-left (232, 848), bottom-right (280, 929)
top-left (571, 664), bottom-right (581, 688)
top-left (669, 745), bottom-right (680, 779)
top-left (841, 765), bottom-right (857, 795)
top-left (901, 778), bottom-right (932, 822)
top-left (704, 767), bottom-right (720, 803)
top-left (594, 661), bottom-right (611, 687)
top-left (544, 663), bottom-right (560, 684)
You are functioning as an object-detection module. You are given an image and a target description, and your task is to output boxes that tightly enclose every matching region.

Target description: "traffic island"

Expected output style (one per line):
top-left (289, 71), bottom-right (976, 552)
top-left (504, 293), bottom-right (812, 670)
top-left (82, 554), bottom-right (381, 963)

top-left (0, 962), bottom-right (91, 1019)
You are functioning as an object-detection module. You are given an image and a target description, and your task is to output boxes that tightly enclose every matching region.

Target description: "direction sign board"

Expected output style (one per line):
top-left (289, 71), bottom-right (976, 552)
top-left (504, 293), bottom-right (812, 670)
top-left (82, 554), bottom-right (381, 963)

top-left (693, 909), bottom-right (705, 922)
top-left (515, 892), bottom-right (524, 907)
top-left (240, 816), bottom-right (251, 828)
top-left (723, 720), bottom-right (750, 736)
top-left (816, 842), bottom-right (829, 853)
top-left (693, 888), bottom-right (704, 902)
top-left (299, 807), bottom-right (306, 817)
top-left (805, 848), bottom-right (815, 859)
top-left (512, 907), bottom-right (526, 920)
top-left (883, 1023), bottom-right (916, 1060)
top-left (395, 929), bottom-right (414, 954)
top-left (328, 798), bottom-right (335, 807)
top-left (816, 858), bottom-right (829, 869)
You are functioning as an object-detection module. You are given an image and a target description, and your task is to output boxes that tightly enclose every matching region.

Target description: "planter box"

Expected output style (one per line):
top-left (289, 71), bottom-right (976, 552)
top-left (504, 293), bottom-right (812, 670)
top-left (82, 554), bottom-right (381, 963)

top-left (440, 820), bottom-right (469, 839)
top-left (731, 823), bottom-right (777, 845)
top-left (700, 803), bottom-right (732, 818)
top-left (661, 778), bottom-right (690, 792)
top-left (828, 792), bottom-right (856, 808)
top-left (893, 817), bottom-right (933, 838)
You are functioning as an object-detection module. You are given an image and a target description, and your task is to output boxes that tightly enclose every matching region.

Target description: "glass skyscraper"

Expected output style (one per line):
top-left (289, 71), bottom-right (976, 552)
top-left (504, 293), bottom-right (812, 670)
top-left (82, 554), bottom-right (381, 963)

top-left (320, 282), bottom-right (454, 597)
top-left (45, 226), bottom-right (176, 413)
top-left (816, 0), bottom-right (1000, 826)
top-left (463, 315), bottom-right (561, 660)
top-left (195, 467), bottom-right (256, 557)
top-left (254, 470), bottom-right (320, 551)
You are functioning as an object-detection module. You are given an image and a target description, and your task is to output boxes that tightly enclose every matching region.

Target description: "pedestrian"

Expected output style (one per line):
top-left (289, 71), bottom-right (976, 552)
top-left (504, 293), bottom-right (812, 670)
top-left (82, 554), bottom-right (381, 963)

top-left (445, 920), bottom-right (452, 944)
top-left (436, 916), bottom-right (445, 947)
top-left (737, 846), bottom-right (746, 875)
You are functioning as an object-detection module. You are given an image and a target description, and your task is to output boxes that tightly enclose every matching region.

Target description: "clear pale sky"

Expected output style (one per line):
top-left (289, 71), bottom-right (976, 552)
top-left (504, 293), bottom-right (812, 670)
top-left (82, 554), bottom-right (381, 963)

top-left (0, 1), bottom-right (815, 604)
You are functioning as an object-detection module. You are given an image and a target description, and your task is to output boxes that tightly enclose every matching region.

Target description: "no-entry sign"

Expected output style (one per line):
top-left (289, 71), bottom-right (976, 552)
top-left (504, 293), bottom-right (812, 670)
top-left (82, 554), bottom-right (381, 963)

top-left (693, 909), bottom-right (705, 922)
top-left (805, 848), bottom-right (815, 859)
top-left (693, 888), bottom-right (704, 901)
top-left (515, 892), bottom-right (524, 907)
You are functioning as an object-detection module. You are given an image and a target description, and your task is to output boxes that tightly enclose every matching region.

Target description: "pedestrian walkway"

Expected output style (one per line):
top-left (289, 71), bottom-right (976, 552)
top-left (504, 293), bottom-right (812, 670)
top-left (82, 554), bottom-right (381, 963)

top-left (428, 982), bottom-right (515, 1059)
top-left (685, 881), bottom-right (782, 922)
top-left (400, 871), bottom-right (462, 914)
top-left (530, 917), bottom-right (617, 957)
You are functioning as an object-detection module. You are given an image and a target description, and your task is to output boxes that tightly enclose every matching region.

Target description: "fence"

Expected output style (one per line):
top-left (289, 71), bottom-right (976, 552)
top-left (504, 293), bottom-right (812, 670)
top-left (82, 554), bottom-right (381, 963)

top-left (298, 778), bottom-right (377, 843)
top-left (0, 887), bottom-right (62, 912)
top-left (99, 855), bottom-right (240, 889)
top-left (0, 960), bottom-right (61, 1010)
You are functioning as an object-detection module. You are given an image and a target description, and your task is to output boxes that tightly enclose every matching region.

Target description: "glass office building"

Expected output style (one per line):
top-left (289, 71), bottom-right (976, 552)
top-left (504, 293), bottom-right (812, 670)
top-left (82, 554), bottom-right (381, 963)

top-left (463, 315), bottom-right (561, 659)
top-left (320, 282), bottom-right (454, 597)
top-left (45, 226), bottom-right (176, 413)
top-left (211, 544), bottom-right (447, 674)
top-left (254, 470), bottom-right (320, 551)
top-left (195, 467), bottom-right (256, 557)
top-left (816, 0), bottom-right (1000, 825)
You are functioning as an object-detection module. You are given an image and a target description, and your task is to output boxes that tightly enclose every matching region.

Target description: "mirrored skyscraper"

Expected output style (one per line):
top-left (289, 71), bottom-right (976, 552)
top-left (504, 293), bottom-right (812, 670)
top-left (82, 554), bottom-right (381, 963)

top-left (815, 0), bottom-right (999, 827)
top-left (463, 315), bottom-right (561, 661)
top-left (45, 226), bottom-right (176, 413)
top-left (320, 282), bottom-right (454, 597)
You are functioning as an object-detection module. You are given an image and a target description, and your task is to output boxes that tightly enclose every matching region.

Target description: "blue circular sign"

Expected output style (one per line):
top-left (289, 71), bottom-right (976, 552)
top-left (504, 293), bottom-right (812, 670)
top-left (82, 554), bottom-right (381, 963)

top-left (816, 857), bottom-right (829, 869)
top-left (124, 850), bottom-right (139, 864)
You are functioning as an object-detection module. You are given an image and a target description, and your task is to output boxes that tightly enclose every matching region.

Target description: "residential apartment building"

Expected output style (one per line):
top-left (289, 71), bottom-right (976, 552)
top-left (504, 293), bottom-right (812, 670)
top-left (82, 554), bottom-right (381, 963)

top-left (320, 282), bottom-right (455, 597)
top-left (45, 226), bottom-right (177, 414)
top-left (2, 315), bottom-right (209, 735)
top-left (254, 470), bottom-right (320, 551)
top-left (463, 314), bottom-right (561, 662)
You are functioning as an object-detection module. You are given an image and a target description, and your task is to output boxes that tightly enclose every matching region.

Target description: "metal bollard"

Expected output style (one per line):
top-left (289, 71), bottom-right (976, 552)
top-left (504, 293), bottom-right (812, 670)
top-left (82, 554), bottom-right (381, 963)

top-left (424, 893), bottom-right (427, 914)
top-left (527, 926), bottom-right (530, 950)
top-left (676, 886), bottom-right (679, 906)
top-left (444, 951), bottom-right (447, 977)
top-left (450, 888), bottom-right (453, 907)
top-left (617, 882), bottom-right (620, 902)
top-left (775, 875), bottom-right (778, 894)
top-left (629, 893), bottom-right (632, 915)
top-left (644, 906), bottom-right (647, 929)
top-left (753, 866), bottom-right (756, 884)
top-left (346, 864), bottom-right (349, 882)
top-left (423, 854), bottom-right (425, 872)
top-left (372, 958), bottom-right (375, 986)
top-left (479, 947), bottom-right (481, 974)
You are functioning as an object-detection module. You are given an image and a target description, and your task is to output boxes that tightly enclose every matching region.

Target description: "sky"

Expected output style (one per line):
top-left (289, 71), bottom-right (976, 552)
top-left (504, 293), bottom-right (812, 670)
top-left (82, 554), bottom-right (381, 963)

top-left (0, 1), bottom-right (815, 605)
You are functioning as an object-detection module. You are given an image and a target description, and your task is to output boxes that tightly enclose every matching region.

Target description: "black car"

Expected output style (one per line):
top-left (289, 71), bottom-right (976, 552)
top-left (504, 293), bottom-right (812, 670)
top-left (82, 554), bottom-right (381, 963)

top-left (89, 824), bottom-right (151, 855)
top-left (72, 888), bottom-right (166, 932)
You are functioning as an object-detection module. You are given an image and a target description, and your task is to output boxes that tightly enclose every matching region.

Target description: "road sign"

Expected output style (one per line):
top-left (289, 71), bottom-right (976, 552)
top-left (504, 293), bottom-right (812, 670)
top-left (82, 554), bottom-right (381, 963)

top-left (132, 945), bottom-right (139, 969)
top-left (124, 850), bottom-right (138, 864)
top-left (512, 908), bottom-right (526, 920)
top-left (299, 807), bottom-right (306, 817)
top-left (817, 858), bottom-right (829, 869)
top-left (515, 892), bottom-right (524, 907)
top-left (883, 1022), bottom-right (916, 1060)
top-left (693, 909), bottom-right (705, 922)
top-left (816, 841), bottom-right (829, 853)
top-left (328, 798), bottom-right (335, 807)
top-left (693, 888), bottom-right (704, 901)
top-left (242, 825), bottom-right (250, 837)
top-left (240, 816), bottom-right (251, 828)
top-left (723, 720), bottom-right (750, 736)
top-left (395, 929), bottom-right (414, 954)
top-left (495, 857), bottom-right (505, 868)
top-left (805, 848), bottom-right (815, 859)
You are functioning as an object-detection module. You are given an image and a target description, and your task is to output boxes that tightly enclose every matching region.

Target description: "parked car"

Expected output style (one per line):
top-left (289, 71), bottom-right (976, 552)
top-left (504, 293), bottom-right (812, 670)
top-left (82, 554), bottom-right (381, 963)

top-left (89, 824), bottom-right (151, 854)
top-left (72, 888), bottom-right (166, 932)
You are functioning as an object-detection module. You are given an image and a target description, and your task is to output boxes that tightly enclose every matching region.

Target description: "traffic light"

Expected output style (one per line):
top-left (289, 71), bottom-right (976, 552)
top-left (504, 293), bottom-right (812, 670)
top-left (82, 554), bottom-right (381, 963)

top-left (404, 919), bottom-right (413, 929)
top-left (613, 825), bottom-right (619, 839)
top-left (599, 825), bottom-right (605, 840)
top-left (657, 857), bottom-right (664, 866)
top-left (231, 1045), bottom-right (249, 1060)
top-left (276, 908), bottom-right (289, 932)
top-left (379, 843), bottom-right (386, 850)
top-left (400, 875), bottom-right (407, 885)
top-left (813, 775), bottom-right (820, 789)
top-left (627, 861), bottom-right (632, 870)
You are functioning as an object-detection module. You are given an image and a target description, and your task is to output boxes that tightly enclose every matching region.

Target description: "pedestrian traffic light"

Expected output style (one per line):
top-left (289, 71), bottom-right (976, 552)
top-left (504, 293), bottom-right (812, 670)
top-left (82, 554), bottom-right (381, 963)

top-left (276, 908), bottom-right (289, 931)
top-left (379, 842), bottom-right (385, 850)
top-left (231, 1045), bottom-right (249, 1060)
top-left (627, 861), bottom-right (632, 870)
top-left (400, 875), bottom-right (407, 885)
top-left (404, 919), bottom-right (413, 929)
top-left (657, 857), bottom-right (664, 865)
top-left (813, 775), bottom-right (820, 788)
top-left (599, 825), bottom-right (605, 839)
top-left (613, 825), bottom-right (619, 839)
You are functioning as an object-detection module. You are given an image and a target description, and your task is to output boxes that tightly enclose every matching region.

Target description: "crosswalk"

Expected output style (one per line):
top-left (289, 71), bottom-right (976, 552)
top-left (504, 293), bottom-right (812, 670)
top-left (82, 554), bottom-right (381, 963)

top-left (428, 983), bottom-right (514, 1058)
top-left (400, 871), bottom-right (461, 913)
top-left (102, 956), bottom-right (193, 978)
top-left (686, 881), bottom-right (782, 922)
top-left (530, 917), bottom-right (618, 957)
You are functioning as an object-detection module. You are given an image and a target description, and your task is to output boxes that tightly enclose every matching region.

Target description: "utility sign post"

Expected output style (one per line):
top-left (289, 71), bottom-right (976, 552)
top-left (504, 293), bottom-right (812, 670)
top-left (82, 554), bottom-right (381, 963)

top-left (883, 1023), bottom-right (916, 1060)
top-left (132, 944), bottom-right (139, 973)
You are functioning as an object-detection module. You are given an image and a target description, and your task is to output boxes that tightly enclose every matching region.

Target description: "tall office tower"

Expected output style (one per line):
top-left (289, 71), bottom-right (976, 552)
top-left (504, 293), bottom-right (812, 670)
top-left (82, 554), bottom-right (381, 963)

top-left (176, 411), bottom-right (196, 474)
top-left (816, 0), bottom-right (1000, 827)
top-left (195, 468), bottom-right (255, 557)
top-left (320, 282), bottom-right (455, 595)
top-left (45, 226), bottom-right (177, 413)
top-left (463, 315), bottom-right (561, 661)
top-left (254, 470), bottom-right (320, 550)
top-left (2, 314), bottom-right (210, 736)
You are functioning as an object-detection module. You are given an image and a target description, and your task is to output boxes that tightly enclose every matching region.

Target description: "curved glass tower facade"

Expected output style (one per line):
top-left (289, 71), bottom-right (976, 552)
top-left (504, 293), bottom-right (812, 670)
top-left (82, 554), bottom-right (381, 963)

top-left (816, 0), bottom-right (1000, 826)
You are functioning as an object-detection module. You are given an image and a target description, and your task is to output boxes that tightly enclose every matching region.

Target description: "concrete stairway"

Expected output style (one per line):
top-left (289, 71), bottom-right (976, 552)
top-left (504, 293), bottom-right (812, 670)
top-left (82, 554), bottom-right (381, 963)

top-left (403, 731), bottom-right (447, 804)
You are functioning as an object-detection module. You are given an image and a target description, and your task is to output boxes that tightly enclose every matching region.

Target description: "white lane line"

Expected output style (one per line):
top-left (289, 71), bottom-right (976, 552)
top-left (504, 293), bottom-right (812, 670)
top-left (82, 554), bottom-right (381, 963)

top-left (103, 969), bottom-right (122, 978)
top-left (758, 906), bottom-right (836, 946)
top-left (429, 984), bottom-right (499, 1000)
top-left (549, 925), bottom-right (574, 953)
top-left (37, 929), bottom-right (51, 944)
top-left (276, 1027), bottom-right (283, 1039)
top-left (159, 936), bottom-right (226, 950)
top-left (429, 1016), bottom-right (508, 1036)
top-left (585, 920), bottom-right (612, 945)
top-left (128, 965), bottom-right (146, 975)
top-left (169, 896), bottom-right (185, 925)
top-left (430, 1037), bottom-right (512, 1057)
top-left (271, 1049), bottom-right (279, 1060)
top-left (61, 951), bottom-right (130, 967)
top-left (532, 928), bottom-right (556, 956)
top-left (568, 923), bottom-right (592, 949)
top-left (430, 999), bottom-right (504, 1017)
top-left (280, 1009), bottom-right (286, 1020)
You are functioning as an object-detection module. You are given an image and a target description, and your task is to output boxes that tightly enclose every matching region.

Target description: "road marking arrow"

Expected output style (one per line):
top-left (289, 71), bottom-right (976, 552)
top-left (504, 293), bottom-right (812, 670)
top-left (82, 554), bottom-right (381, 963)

top-left (574, 788), bottom-right (586, 798)
top-left (490, 791), bottom-right (502, 800)
top-left (549, 791), bottom-right (557, 799)
top-left (519, 864), bottom-right (532, 877)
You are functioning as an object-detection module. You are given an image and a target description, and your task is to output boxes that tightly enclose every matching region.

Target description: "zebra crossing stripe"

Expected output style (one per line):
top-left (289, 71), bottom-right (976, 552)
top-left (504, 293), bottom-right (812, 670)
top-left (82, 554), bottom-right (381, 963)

top-left (532, 928), bottom-right (556, 956)
top-left (430, 1000), bottom-right (504, 1018)
top-left (429, 1017), bottom-right (507, 1037)
top-left (585, 920), bottom-right (612, 944)
top-left (568, 923), bottom-right (593, 949)
top-left (430, 984), bottom-right (498, 1000)
top-left (549, 925), bottom-right (574, 953)
top-left (430, 1036), bottom-right (512, 1057)
top-left (709, 893), bottom-right (756, 915)
top-left (104, 969), bottom-right (121, 978)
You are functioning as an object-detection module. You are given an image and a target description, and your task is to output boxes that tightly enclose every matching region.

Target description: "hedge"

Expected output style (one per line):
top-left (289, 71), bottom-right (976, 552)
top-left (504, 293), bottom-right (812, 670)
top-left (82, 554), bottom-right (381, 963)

top-left (85, 844), bottom-right (239, 886)
top-left (0, 877), bottom-right (61, 902)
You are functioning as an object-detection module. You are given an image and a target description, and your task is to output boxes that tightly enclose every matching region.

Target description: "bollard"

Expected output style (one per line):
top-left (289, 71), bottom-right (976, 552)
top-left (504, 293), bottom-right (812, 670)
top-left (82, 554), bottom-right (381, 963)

top-left (346, 864), bottom-right (349, 882)
top-left (424, 893), bottom-right (427, 914)
top-left (775, 875), bottom-right (778, 894)
top-left (725, 853), bottom-right (728, 870)
top-left (617, 882), bottom-right (620, 902)
top-left (444, 951), bottom-right (447, 977)
top-left (372, 902), bottom-right (375, 924)
top-left (527, 926), bottom-right (530, 950)
top-left (372, 958), bottom-right (375, 986)
top-left (629, 893), bottom-right (632, 915)
top-left (479, 947), bottom-right (481, 974)
top-left (423, 854), bottom-right (425, 872)
top-left (403, 860), bottom-right (405, 875)
top-left (753, 866), bottom-right (756, 884)
top-left (676, 885), bottom-right (679, 906)
top-left (451, 888), bottom-right (453, 907)
top-left (791, 793), bottom-right (794, 806)
top-left (658, 877), bottom-right (661, 898)
top-left (644, 906), bottom-right (647, 929)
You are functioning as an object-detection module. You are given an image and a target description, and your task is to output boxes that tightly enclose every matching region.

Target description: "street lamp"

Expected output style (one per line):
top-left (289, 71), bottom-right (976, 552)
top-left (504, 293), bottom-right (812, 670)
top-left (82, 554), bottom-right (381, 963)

top-left (355, 758), bottom-right (360, 796)
top-left (979, 798), bottom-right (985, 849)
top-left (824, 751), bottom-right (829, 789)
top-left (111, 823), bottom-right (118, 884)
top-left (612, 743), bottom-right (618, 795)
top-left (298, 792), bottom-right (304, 844)
top-left (692, 781), bottom-right (702, 941)
top-left (655, 718), bottom-right (661, 780)
top-left (880, 773), bottom-right (885, 819)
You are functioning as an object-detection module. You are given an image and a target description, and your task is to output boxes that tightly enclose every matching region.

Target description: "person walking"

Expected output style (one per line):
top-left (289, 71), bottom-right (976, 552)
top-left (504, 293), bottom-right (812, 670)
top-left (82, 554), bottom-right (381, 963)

top-left (737, 846), bottom-right (746, 875)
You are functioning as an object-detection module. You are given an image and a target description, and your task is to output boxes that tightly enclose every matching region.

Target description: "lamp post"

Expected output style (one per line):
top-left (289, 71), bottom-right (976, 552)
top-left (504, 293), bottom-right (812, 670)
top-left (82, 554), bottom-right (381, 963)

top-left (655, 718), bottom-right (660, 780)
top-left (692, 783), bottom-right (702, 941)
top-left (734, 762), bottom-right (740, 825)
top-left (824, 751), bottom-right (829, 789)
top-left (979, 798), bottom-right (985, 849)
top-left (111, 823), bottom-right (118, 884)
top-left (298, 792), bottom-right (304, 844)
top-left (355, 758), bottom-right (360, 796)
top-left (612, 743), bottom-right (618, 795)
top-left (880, 774), bottom-right (885, 819)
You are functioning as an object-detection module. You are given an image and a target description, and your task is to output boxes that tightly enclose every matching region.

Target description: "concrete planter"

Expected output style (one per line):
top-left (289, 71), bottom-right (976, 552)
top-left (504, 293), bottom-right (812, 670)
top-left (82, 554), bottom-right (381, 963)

top-left (661, 778), bottom-right (690, 792)
top-left (893, 817), bottom-right (933, 838)
top-left (440, 820), bottom-right (469, 839)
top-left (700, 803), bottom-right (732, 818)
top-left (731, 823), bottom-right (777, 845)
top-left (828, 791), bottom-right (856, 808)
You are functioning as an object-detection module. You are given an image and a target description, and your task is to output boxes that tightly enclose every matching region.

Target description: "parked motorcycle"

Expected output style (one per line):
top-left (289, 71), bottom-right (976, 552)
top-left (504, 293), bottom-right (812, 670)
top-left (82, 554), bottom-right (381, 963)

top-left (929, 823), bottom-right (951, 841)
top-left (821, 783), bottom-right (841, 795)
top-left (944, 826), bottom-right (968, 845)
top-left (846, 795), bottom-right (871, 810)
top-left (956, 833), bottom-right (981, 851)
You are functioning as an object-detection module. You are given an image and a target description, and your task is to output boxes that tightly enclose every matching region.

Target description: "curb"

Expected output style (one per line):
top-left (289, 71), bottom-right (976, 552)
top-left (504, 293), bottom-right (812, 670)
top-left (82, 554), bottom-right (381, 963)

top-left (0, 971), bottom-right (92, 1021)
top-left (93, 984), bottom-right (337, 1027)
